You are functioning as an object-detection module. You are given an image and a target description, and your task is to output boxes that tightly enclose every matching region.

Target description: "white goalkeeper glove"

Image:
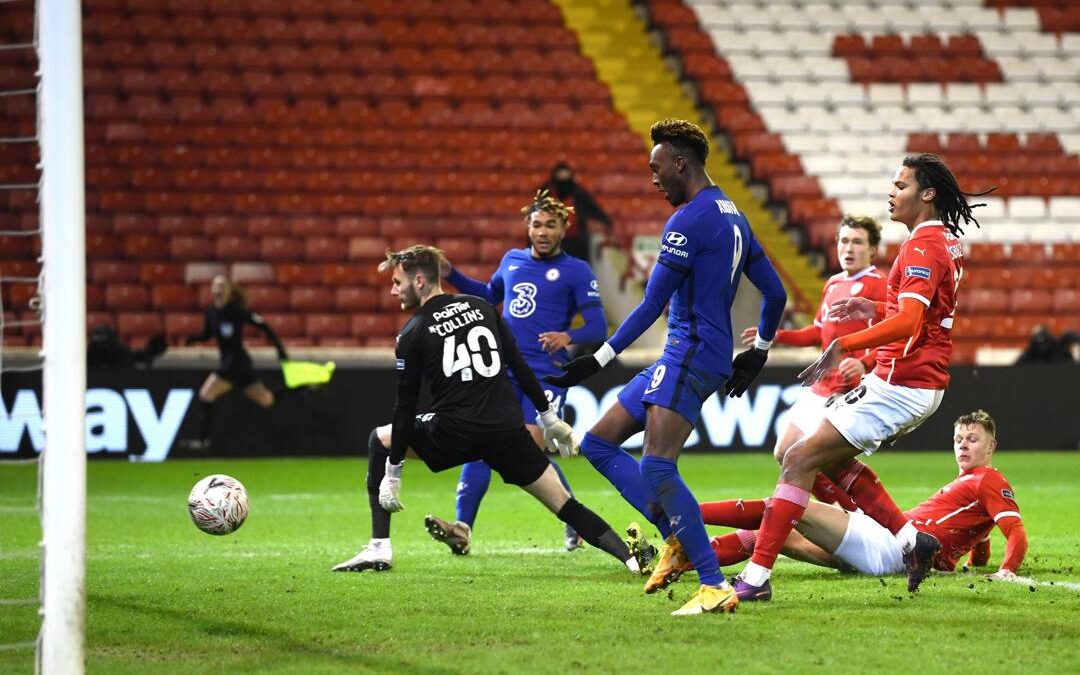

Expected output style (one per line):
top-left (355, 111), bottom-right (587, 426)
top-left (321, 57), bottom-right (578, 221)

top-left (378, 459), bottom-right (405, 512)
top-left (536, 407), bottom-right (577, 458)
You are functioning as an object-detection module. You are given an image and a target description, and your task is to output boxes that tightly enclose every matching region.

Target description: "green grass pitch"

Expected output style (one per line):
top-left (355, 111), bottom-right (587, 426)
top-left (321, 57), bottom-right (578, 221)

top-left (2, 451), bottom-right (1078, 674)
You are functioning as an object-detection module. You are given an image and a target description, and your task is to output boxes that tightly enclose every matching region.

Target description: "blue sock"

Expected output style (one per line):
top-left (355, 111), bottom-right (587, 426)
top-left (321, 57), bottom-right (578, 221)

top-left (580, 432), bottom-right (671, 538)
top-left (455, 461), bottom-right (492, 528)
top-left (549, 459), bottom-right (573, 494)
top-left (640, 455), bottom-right (725, 586)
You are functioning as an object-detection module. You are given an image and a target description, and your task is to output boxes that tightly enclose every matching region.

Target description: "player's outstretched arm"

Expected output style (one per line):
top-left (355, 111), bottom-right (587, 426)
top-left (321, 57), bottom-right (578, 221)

top-left (495, 315), bottom-right (576, 456)
top-left (546, 260), bottom-right (685, 388)
top-left (250, 311), bottom-right (288, 361)
top-left (381, 330), bottom-right (423, 511)
top-left (800, 297), bottom-right (926, 386)
top-left (826, 296), bottom-right (879, 322)
top-left (185, 309), bottom-right (213, 345)
top-left (445, 262), bottom-right (501, 303)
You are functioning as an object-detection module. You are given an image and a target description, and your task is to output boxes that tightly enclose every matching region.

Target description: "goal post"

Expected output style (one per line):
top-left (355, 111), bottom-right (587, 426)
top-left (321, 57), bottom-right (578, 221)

top-left (37, 0), bottom-right (87, 671)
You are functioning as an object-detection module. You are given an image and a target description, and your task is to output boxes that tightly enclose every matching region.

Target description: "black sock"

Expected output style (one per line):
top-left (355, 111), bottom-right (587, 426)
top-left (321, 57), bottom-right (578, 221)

top-left (197, 400), bottom-right (214, 442)
top-left (367, 429), bottom-right (391, 539)
top-left (556, 498), bottom-right (630, 563)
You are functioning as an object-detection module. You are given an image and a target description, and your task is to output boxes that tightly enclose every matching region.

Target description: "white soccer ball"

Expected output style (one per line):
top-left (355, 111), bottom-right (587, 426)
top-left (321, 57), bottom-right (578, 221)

top-left (188, 474), bottom-right (249, 536)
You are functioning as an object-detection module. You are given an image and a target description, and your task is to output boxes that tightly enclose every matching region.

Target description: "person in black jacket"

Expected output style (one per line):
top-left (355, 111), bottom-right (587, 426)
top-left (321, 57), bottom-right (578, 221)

top-left (539, 162), bottom-right (613, 263)
top-left (179, 275), bottom-right (288, 452)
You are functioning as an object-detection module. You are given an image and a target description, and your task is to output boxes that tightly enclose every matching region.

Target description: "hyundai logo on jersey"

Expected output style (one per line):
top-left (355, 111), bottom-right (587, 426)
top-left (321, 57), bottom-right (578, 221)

top-left (905, 265), bottom-right (931, 279)
top-left (664, 231), bottom-right (687, 246)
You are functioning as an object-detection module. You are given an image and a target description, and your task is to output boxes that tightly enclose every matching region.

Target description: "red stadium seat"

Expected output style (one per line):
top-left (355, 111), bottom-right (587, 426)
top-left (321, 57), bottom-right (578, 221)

top-left (289, 286), bottom-right (335, 312)
top-left (1008, 288), bottom-right (1053, 314)
top-left (243, 285), bottom-right (289, 312)
top-left (260, 237), bottom-right (303, 262)
top-left (273, 263), bottom-right (321, 285)
top-left (163, 312), bottom-right (203, 342)
top-left (139, 262), bottom-right (186, 283)
top-left (90, 261), bottom-right (140, 283)
top-left (259, 312), bottom-right (305, 338)
top-left (170, 236), bottom-right (215, 260)
top-left (105, 284), bottom-right (151, 311)
top-left (304, 236), bottom-right (346, 262)
top-left (350, 313), bottom-right (397, 339)
top-left (215, 235), bottom-right (260, 261)
top-left (1052, 288), bottom-right (1080, 314)
top-left (116, 312), bottom-right (163, 341)
top-left (335, 287), bottom-right (379, 312)
top-left (305, 313), bottom-right (350, 338)
top-left (988, 316), bottom-right (1028, 342)
top-left (150, 284), bottom-right (197, 311)
top-left (966, 288), bottom-right (1009, 314)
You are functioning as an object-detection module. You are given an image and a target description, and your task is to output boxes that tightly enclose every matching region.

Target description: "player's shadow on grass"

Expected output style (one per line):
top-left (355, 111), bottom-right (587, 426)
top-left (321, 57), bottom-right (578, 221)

top-left (92, 595), bottom-right (458, 674)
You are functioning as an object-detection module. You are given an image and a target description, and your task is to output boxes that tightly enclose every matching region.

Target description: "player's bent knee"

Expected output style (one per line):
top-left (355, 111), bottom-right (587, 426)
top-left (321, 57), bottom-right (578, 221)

top-left (374, 424), bottom-right (392, 449)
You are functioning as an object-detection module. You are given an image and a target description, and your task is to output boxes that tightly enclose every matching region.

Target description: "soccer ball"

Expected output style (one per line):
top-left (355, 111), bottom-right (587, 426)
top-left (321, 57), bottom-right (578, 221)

top-left (188, 474), bottom-right (249, 536)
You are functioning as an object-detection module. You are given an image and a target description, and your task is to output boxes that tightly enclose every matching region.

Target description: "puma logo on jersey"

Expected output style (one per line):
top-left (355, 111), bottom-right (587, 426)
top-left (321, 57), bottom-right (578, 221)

top-left (912, 246), bottom-right (926, 255)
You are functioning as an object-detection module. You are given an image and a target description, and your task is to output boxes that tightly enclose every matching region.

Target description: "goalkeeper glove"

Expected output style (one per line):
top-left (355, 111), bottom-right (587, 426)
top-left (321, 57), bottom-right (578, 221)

top-left (544, 342), bottom-right (615, 388)
top-left (536, 407), bottom-right (577, 458)
top-left (378, 459), bottom-right (405, 512)
top-left (724, 347), bottom-right (768, 398)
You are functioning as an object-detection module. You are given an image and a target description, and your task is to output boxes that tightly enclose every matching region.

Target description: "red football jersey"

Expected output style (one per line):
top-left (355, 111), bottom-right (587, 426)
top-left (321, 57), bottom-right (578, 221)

top-left (874, 221), bottom-right (963, 389)
top-left (904, 466), bottom-right (1021, 572)
top-left (811, 266), bottom-right (888, 396)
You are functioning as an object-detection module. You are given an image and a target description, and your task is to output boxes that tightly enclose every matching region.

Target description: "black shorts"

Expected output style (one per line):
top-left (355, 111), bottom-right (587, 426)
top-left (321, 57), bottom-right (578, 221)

top-left (215, 352), bottom-right (257, 389)
top-left (410, 414), bottom-right (548, 487)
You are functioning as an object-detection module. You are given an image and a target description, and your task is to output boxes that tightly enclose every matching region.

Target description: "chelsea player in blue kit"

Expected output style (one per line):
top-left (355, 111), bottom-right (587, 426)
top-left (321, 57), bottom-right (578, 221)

top-left (422, 190), bottom-right (609, 555)
top-left (548, 119), bottom-right (788, 615)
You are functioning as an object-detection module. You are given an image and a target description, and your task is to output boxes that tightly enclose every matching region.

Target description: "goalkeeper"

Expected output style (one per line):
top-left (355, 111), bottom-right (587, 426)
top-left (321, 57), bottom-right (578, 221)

top-left (332, 245), bottom-right (641, 576)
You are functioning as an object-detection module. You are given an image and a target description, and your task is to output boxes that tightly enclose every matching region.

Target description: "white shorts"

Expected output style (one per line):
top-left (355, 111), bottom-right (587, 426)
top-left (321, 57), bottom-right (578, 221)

top-left (824, 373), bottom-right (944, 455)
top-left (784, 390), bottom-right (830, 437)
top-left (834, 510), bottom-right (905, 576)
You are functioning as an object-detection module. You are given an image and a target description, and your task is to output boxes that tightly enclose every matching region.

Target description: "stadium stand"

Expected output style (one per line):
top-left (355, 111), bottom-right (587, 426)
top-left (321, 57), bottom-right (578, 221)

top-left (2, 0), bottom-right (1077, 360)
top-left (1, 0), bottom-right (663, 347)
top-left (638, 0), bottom-right (1080, 362)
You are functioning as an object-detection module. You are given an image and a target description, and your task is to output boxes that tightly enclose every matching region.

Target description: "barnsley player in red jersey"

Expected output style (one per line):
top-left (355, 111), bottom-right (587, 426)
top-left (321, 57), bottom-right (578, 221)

top-left (737, 216), bottom-right (887, 509)
top-left (695, 410), bottom-right (1026, 582)
top-left (733, 154), bottom-right (994, 602)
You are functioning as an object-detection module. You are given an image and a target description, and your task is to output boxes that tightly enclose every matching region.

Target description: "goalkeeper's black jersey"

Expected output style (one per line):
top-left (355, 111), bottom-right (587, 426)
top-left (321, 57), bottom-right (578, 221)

top-left (394, 293), bottom-right (541, 431)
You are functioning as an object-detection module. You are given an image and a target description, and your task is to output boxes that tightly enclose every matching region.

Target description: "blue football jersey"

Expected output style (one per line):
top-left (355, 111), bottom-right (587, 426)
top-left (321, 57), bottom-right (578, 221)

top-left (486, 249), bottom-right (603, 377)
top-left (655, 185), bottom-right (765, 375)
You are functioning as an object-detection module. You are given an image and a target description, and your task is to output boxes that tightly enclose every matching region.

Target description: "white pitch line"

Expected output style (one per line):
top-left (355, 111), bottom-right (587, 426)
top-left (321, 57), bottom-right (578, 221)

top-left (1005, 576), bottom-right (1080, 592)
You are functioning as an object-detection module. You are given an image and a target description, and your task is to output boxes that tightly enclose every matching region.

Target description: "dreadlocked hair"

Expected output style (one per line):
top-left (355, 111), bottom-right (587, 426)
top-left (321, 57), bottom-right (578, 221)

top-left (902, 153), bottom-right (996, 237)
top-left (650, 118), bottom-right (710, 165)
top-left (522, 188), bottom-right (574, 224)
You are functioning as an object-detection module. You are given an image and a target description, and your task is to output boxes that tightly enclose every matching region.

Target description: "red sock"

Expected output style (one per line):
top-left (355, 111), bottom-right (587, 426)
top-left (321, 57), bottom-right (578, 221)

top-left (749, 483), bottom-right (809, 569)
top-left (700, 499), bottom-right (766, 529)
top-left (833, 460), bottom-right (908, 534)
top-left (812, 474), bottom-right (858, 511)
top-left (710, 530), bottom-right (755, 566)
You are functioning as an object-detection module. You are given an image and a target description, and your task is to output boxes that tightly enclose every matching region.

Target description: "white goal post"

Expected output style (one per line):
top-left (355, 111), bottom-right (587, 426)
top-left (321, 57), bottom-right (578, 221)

top-left (37, 0), bottom-right (87, 671)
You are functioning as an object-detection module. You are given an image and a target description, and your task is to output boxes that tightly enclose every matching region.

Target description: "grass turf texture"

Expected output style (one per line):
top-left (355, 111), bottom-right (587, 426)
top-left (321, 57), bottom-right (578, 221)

top-left (1, 452), bottom-right (1078, 674)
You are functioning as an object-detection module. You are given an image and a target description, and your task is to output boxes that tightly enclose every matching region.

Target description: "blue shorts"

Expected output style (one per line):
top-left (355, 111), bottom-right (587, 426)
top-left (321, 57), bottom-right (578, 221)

top-left (507, 372), bottom-right (567, 424)
top-left (617, 356), bottom-right (724, 427)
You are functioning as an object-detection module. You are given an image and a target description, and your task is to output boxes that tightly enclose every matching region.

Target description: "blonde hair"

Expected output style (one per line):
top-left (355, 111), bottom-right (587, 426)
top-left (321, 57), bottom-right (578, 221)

top-left (378, 244), bottom-right (445, 283)
top-left (954, 409), bottom-right (997, 438)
